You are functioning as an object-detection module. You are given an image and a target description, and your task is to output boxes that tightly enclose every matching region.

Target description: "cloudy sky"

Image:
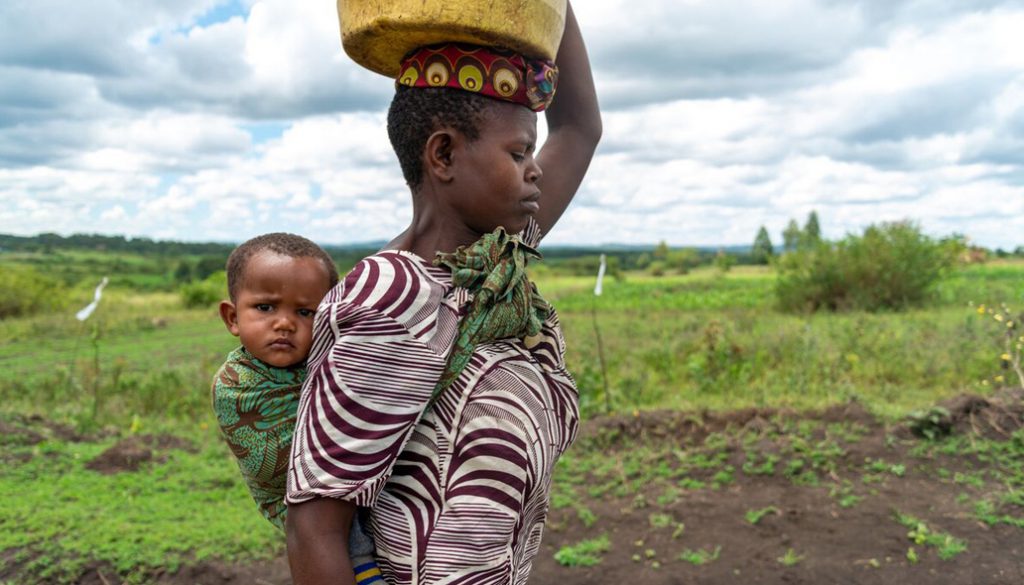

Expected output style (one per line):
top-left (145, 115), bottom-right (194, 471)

top-left (1, 0), bottom-right (1023, 249)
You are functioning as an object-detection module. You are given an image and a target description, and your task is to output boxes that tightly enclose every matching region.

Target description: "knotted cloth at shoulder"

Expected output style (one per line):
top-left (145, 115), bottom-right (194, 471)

top-left (430, 227), bottom-right (552, 405)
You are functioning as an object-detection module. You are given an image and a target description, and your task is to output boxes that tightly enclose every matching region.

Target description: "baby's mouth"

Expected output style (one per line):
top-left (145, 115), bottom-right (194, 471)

top-left (269, 338), bottom-right (295, 349)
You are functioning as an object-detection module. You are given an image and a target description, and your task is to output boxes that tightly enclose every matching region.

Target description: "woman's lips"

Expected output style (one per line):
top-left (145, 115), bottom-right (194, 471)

top-left (523, 193), bottom-right (541, 213)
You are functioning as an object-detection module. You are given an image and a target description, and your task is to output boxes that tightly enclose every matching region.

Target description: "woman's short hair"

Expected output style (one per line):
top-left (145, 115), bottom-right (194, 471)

top-left (386, 85), bottom-right (494, 190)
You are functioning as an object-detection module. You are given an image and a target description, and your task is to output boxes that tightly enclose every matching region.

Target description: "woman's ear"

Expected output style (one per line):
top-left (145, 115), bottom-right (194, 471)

top-left (219, 300), bottom-right (240, 336)
top-left (424, 130), bottom-right (457, 183)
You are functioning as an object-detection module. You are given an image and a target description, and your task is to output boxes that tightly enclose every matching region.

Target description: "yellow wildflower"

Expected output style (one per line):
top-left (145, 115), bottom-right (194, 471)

top-left (995, 376), bottom-right (1004, 384)
top-left (1002, 353), bottom-right (1012, 361)
top-left (994, 314), bottom-right (1004, 322)
top-left (976, 305), bottom-right (986, 314)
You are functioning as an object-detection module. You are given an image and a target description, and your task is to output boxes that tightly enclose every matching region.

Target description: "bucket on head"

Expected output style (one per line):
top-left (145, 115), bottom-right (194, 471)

top-left (337, 0), bottom-right (567, 78)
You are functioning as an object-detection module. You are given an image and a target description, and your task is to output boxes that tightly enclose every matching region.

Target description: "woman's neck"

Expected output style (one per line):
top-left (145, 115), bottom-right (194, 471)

top-left (386, 187), bottom-right (482, 259)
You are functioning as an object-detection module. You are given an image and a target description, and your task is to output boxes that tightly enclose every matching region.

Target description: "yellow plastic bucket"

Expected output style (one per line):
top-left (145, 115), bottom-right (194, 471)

top-left (337, 0), bottom-right (567, 78)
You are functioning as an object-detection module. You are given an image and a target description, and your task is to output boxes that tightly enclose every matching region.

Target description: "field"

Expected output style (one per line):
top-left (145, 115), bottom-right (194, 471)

top-left (2, 258), bottom-right (1024, 584)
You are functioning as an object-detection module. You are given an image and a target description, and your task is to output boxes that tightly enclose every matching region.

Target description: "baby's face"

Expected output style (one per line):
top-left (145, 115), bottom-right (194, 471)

top-left (229, 252), bottom-right (333, 367)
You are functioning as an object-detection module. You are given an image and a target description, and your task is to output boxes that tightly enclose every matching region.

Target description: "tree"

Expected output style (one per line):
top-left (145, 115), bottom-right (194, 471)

top-left (195, 256), bottom-right (226, 280)
top-left (652, 240), bottom-right (670, 261)
top-left (783, 220), bottom-right (801, 252)
top-left (173, 260), bottom-right (194, 283)
top-left (714, 249), bottom-right (737, 273)
top-left (804, 210), bottom-right (821, 245)
top-left (751, 226), bottom-right (774, 264)
top-left (667, 248), bottom-right (701, 274)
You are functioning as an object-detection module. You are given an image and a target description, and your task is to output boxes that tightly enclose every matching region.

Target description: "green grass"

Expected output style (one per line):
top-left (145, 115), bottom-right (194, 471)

top-left (0, 425), bottom-right (281, 584)
top-left (2, 258), bottom-right (1023, 582)
top-left (553, 265), bottom-right (1018, 418)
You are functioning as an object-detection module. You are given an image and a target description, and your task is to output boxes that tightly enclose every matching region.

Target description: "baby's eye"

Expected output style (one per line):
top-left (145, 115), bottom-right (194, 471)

top-left (255, 304), bottom-right (273, 312)
top-left (297, 308), bottom-right (315, 318)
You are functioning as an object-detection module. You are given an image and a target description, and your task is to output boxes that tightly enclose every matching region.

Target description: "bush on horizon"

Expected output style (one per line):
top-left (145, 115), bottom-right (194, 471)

top-left (775, 221), bottom-right (957, 312)
top-left (0, 265), bottom-right (68, 319)
top-left (179, 271), bottom-right (227, 309)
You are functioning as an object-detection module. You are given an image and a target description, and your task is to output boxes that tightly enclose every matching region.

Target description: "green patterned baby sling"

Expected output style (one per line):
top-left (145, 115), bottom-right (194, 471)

top-left (211, 347), bottom-right (303, 531)
top-left (431, 226), bottom-right (552, 408)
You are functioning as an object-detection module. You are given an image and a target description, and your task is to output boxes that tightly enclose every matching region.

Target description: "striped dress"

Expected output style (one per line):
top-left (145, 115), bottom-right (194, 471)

top-left (286, 221), bottom-right (579, 585)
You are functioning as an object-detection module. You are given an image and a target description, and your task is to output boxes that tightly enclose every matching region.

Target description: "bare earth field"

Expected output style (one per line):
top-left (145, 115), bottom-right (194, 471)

top-left (4, 390), bottom-right (1023, 585)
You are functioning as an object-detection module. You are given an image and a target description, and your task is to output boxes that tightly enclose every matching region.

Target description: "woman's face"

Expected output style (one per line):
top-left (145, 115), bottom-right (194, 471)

top-left (446, 102), bottom-right (543, 236)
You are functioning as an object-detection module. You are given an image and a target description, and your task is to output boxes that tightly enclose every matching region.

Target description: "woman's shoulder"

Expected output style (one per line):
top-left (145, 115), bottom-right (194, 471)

top-left (327, 251), bottom-right (449, 324)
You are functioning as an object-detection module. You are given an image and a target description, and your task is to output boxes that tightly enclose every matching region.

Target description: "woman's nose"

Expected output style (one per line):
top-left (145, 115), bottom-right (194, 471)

top-left (527, 159), bottom-right (543, 183)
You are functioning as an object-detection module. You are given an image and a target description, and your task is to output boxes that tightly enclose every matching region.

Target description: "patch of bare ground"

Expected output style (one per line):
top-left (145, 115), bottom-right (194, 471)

top-left (85, 434), bottom-right (197, 474)
top-left (532, 392), bottom-right (1024, 585)
top-left (5, 392), bottom-right (1023, 584)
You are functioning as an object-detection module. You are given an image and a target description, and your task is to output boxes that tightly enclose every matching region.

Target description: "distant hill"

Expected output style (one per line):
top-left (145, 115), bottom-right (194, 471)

top-left (0, 232), bottom-right (751, 257)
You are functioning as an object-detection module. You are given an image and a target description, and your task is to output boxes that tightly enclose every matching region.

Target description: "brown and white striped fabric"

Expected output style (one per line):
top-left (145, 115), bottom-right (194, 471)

top-left (287, 220), bottom-right (579, 585)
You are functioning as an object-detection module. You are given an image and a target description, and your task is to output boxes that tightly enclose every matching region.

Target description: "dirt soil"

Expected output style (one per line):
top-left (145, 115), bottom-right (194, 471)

top-left (85, 434), bottom-right (197, 474)
top-left (8, 391), bottom-right (1024, 584)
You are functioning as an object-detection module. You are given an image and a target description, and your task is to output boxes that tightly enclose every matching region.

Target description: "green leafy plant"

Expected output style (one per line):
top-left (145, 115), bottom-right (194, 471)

top-left (679, 546), bottom-right (721, 566)
top-left (777, 548), bottom-right (804, 567)
top-left (745, 506), bottom-right (779, 525)
top-left (648, 512), bottom-right (674, 529)
top-left (553, 534), bottom-right (611, 568)
top-left (895, 513), bottom-right (968, 560)
top-left (906, 407), bottom-right (952, 441)
top-left (576, 505), bottom-right (598, 528)
top-left (973, 302), bottom-right (1024, 387)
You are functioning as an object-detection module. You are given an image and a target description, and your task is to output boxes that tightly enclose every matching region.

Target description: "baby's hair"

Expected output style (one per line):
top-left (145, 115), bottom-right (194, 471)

top-left (226, 233), bottom-right (339, 301)
top-left (387, 85), bottom-right (495, 190)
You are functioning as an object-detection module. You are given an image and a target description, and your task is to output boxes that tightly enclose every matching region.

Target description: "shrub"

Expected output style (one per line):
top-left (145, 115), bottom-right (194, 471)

top-left (547, 254), bottom-right (622, 278)
top-left (179, 271), bottom-right (227, 308)
top-left (775, 221), bottom-right (954, 312)
top-left (0, 265), bottom-right (68, 318)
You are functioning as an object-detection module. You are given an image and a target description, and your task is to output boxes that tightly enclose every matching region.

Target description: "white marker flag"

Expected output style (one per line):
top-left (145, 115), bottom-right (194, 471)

top-left (594, 254), bottom-right (607, 296)
top-left (76, 277), bottom-right (109, 321)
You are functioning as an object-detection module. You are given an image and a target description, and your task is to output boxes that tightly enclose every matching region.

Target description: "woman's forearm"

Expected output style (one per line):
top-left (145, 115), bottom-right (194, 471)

top-left (286, 498), bottom-right (357, 585)
top-left (546, 2), bottom-right (602, 143)
top-left (535, 1), bottom-right (602, 233)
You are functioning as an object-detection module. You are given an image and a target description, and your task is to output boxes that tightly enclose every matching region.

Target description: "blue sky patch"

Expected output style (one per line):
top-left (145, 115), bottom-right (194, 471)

top-left (242, 122), bottom-right (288, 145)
top-left (195, 1), bottom-right (249, 28)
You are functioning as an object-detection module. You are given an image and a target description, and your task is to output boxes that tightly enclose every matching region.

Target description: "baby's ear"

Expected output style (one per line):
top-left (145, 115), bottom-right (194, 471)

top-left (219, 300), bottom-right (240, 336)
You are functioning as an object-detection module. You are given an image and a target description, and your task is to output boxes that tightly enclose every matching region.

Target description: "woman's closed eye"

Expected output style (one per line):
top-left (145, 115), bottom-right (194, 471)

top-left (511, 151), bottom-right (526, 162)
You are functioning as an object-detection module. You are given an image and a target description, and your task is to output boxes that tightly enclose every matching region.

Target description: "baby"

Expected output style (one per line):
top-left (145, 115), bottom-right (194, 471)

top-left (211, 233), bottom-right (380, 585)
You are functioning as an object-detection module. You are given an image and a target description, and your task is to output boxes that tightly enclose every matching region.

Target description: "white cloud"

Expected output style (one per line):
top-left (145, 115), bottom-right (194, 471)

top-left (1, 0), bottom-right (1023, 250)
